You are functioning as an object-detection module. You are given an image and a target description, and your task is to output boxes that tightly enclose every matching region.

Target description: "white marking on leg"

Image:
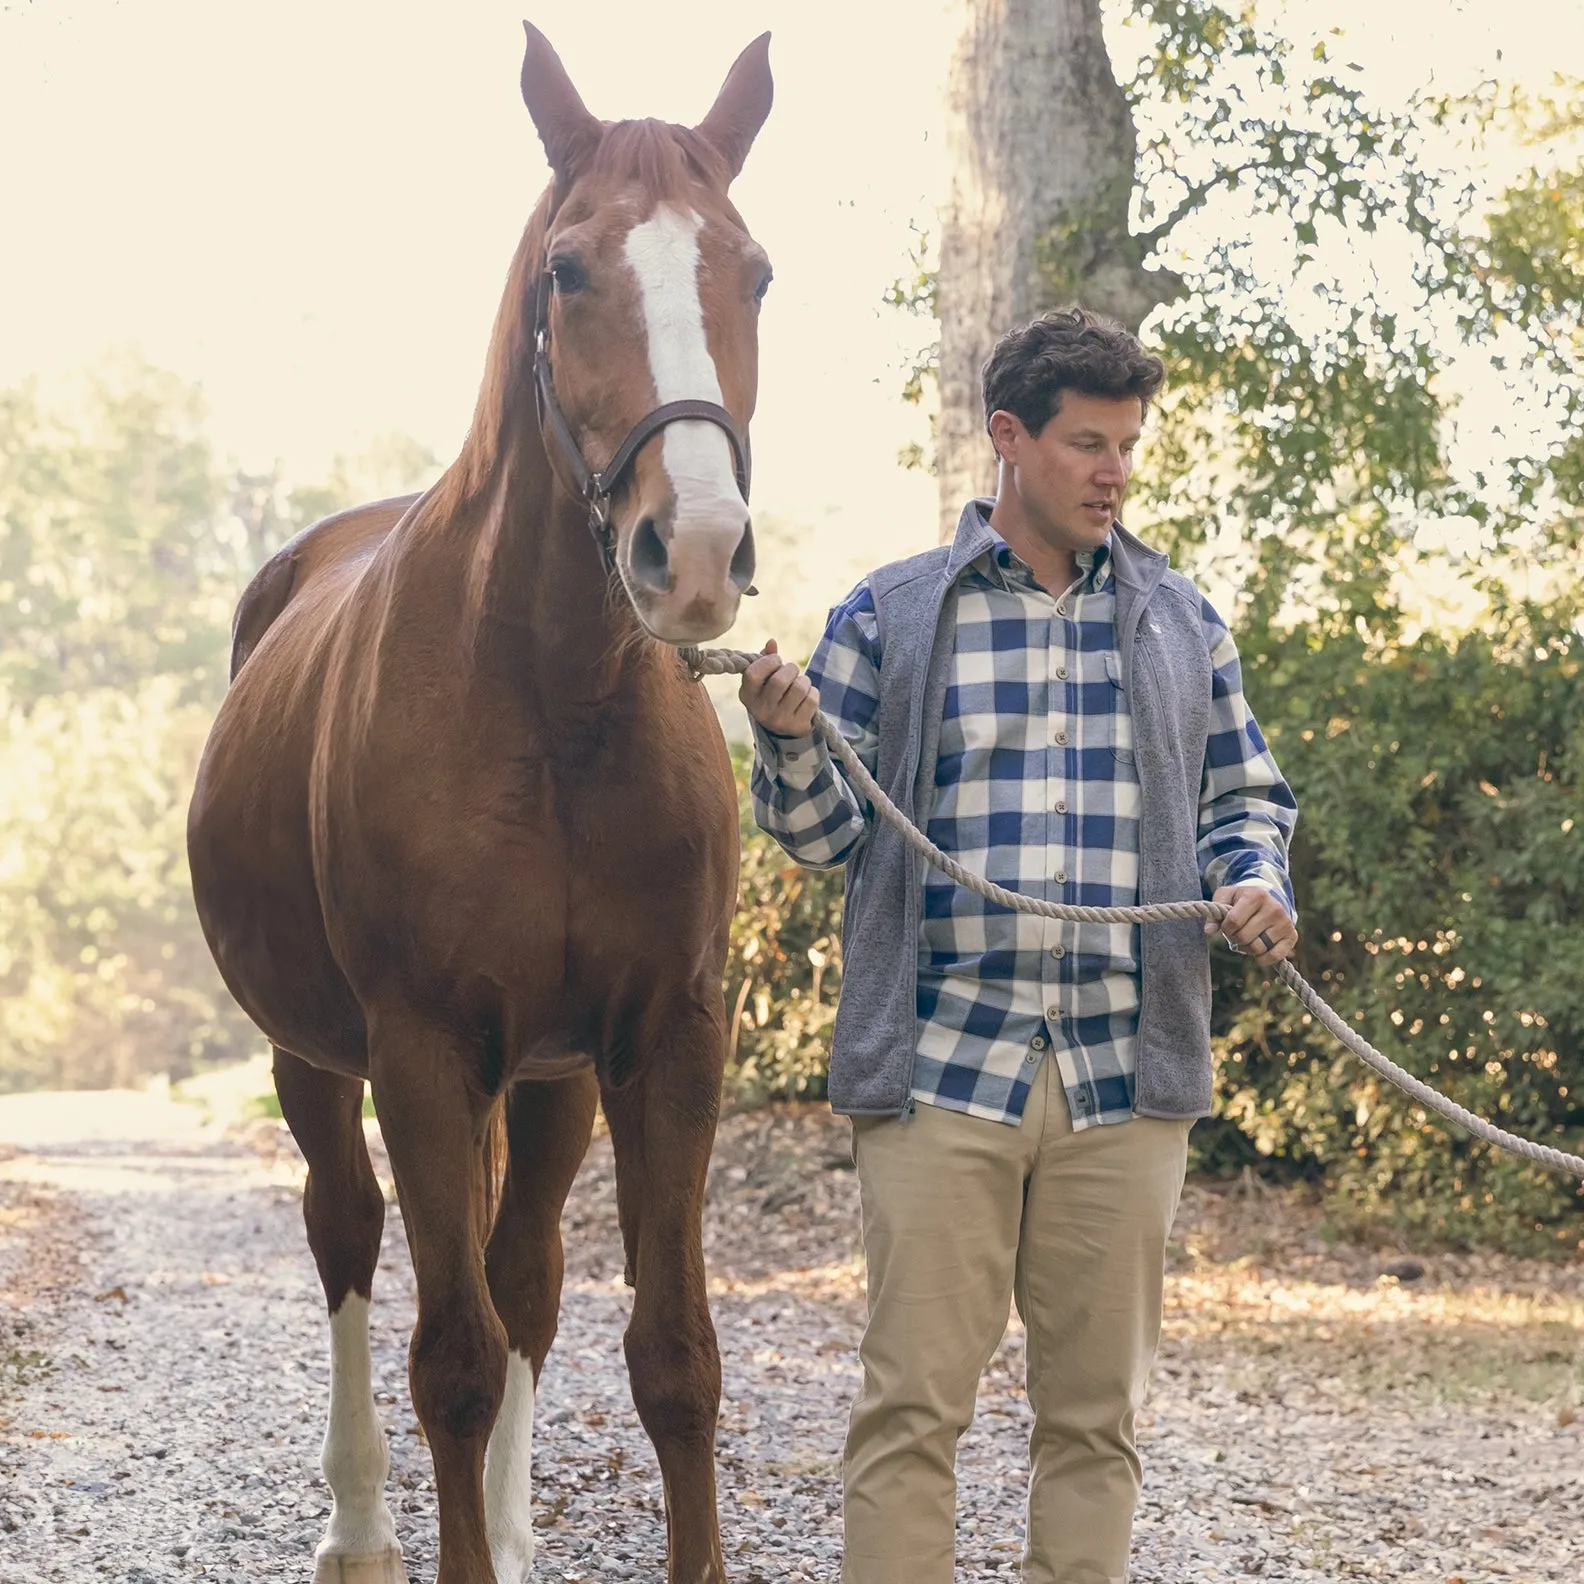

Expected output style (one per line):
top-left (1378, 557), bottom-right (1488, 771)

top-left (623, 206), bottom-right (744, 520)
top-left (318, 1294), bottom-right (401, 1561)
top-left (484, 1351), bottom-right (538, 1584)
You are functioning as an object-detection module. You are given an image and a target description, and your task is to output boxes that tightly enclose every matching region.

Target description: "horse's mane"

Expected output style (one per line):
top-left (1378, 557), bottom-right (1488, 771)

top-left (434, 119), bottom-right (729, 517)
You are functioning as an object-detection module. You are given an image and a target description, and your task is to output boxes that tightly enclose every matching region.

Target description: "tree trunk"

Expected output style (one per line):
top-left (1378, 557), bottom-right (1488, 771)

top-left (935, 0), bottom-right (1180, 540)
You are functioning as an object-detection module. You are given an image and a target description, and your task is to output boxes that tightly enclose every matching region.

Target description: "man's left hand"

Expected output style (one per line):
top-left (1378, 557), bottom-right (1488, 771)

top-left (1206, 885), bottom-right (1298, 968)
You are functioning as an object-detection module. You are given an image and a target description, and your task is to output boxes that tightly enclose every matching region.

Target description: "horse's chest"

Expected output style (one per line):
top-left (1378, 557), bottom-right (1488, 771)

top-left (496, 742), bottom-right (732, 950)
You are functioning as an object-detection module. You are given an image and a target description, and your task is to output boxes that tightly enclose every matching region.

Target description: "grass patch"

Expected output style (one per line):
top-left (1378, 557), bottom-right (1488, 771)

top-left (1161, 1177), bottom-right (1584, 1406)
top-left (1171, 1303), bottom-right (1584, 1405)
top-left (0, 1345), bottom-right (52, 1432)
top-left (241, 1085), bottom-right (376, 1122)
top-left (1164, 1262), bottom-right (1584, 1403)
top-left (1, 1347), bottom-right (50, 1391)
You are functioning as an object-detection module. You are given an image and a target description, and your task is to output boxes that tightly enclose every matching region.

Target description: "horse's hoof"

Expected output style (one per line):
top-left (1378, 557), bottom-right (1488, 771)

top-left (492, 1536), bottom-right (536, 1584)
top-left (312, 1550), bottom-right (409, 1584)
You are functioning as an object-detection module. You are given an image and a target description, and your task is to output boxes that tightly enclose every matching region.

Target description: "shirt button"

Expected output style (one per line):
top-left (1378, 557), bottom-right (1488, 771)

top-left (1054, 870), bottom-right (1068, 884)
top-left (1074, 1092), bottom-right (1090, 1110)
top-left (1056, 665), bottom-right (1069, 681)
top-left (1054, 799), bottom-right (1067, 814)
top-left (1056, 602), bottom-right (1070, 617)
top-left (1050, 945), bottom-right (1065, 960)
top-left (1030, 1035), bottom-right (1046, 1051)
top-left (1053, 730), bottom-right (1069, 747)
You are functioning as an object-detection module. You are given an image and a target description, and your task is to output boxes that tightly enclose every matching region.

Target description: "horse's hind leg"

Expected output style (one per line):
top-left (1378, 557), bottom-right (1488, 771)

top-left (602, 1005), bottom-right (728, 1584)
top-left (481, 1072), bottom-right (600, 1584)
top-left (274, 1047), bottom-right (407, 1584)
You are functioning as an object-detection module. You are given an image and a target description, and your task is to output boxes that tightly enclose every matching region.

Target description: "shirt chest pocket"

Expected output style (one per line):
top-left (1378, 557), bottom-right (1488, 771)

top-left (1104, 651), bottom-right (1136, 763)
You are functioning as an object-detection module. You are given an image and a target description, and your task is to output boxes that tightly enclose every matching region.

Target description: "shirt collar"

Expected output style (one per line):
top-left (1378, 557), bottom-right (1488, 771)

top-left (972, 508), bottom-right (1113, 595)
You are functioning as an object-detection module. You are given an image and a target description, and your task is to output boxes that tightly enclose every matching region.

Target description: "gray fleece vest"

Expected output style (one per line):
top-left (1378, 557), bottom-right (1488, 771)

top-left (828, 502), bottom-right (1217, 1121)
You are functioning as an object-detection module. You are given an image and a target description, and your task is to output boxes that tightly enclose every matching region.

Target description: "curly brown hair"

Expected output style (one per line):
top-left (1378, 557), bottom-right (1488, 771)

top-left (982, 308), bottom-right (1165, 439)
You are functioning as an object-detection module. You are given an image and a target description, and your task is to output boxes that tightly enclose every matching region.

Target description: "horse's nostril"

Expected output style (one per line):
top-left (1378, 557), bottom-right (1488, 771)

top-left (629, 517), bottom-right (671, 592)
top-left (729, 519), bottom-right (756, 592)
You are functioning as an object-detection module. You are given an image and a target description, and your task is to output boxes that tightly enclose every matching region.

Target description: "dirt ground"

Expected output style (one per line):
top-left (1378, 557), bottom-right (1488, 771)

top-left (1, 1090), bottom-right (1581, 1582)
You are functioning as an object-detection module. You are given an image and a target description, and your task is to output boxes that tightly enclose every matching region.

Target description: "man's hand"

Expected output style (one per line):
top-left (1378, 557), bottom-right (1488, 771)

top-left (1206, 885), bottom-right (1298, 968)
top-left (739, 639), bottom-right (820, 737)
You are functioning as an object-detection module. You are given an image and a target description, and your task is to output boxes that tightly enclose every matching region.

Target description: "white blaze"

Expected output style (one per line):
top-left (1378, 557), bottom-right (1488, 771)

top-left (622, 205), bottom-right (744, 521)
top-left (483, 1351), bottom-right (538, 1584)
top-left (318, 1294), bottom-right (401, 1562)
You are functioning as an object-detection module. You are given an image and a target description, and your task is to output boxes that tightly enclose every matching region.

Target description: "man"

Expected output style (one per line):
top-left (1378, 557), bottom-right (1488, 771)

top-left (739, 308), bottom-right (1298, 1584)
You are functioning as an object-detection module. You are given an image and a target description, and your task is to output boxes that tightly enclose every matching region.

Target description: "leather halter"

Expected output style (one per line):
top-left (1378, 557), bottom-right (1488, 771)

top-left (531, 267), bottom-right (752, 574)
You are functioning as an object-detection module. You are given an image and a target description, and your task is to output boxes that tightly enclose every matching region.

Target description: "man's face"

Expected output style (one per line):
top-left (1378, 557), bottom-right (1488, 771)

top-left (990, 391), bottom-right (1143, 550)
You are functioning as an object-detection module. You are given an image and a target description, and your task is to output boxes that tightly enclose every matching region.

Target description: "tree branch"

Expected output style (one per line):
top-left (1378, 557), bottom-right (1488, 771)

top-left (1135, 157), bottom-right (1267, 250)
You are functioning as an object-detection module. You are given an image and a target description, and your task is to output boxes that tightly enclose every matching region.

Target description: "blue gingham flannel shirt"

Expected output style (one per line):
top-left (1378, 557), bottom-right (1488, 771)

top-left (750, 530), bottom-right (1298, 1131)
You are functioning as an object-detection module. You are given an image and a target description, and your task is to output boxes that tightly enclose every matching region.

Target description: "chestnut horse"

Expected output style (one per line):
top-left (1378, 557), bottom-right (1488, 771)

top-left (188, 26), bottom-right (773, 1584)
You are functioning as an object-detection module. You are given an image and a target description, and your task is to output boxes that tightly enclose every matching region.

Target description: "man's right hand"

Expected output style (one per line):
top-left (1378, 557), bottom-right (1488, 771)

top-left (739, 639), bottom-right (820, 737)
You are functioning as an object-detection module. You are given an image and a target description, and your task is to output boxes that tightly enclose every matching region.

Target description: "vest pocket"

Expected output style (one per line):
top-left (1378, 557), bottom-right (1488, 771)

top-left (1104, 651), bottom-right (1136, 762)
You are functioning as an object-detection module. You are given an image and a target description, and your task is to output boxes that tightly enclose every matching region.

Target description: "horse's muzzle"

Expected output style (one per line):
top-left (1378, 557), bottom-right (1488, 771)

top-left (623, 507), bottom-right (755, 644)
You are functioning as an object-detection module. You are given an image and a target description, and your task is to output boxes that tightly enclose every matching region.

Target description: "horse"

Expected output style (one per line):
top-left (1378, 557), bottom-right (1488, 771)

top-left (187, 25), bottom-right (774, 1584)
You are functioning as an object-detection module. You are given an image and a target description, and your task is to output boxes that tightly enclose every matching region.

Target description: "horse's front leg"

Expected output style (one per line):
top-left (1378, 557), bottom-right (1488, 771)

top-left (273, 1048), bottom-right (406, 1584)
top-left (602, 994), bottom-right (729, 1584)
top-left (370, 1009), bottom-right (507, 1584)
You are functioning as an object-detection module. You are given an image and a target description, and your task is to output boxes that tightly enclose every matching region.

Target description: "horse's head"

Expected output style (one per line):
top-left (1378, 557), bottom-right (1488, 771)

top-left (519, 23), bottom-right (772, 646)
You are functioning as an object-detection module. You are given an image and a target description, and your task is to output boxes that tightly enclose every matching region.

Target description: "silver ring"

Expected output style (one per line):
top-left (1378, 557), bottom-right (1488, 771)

top-left (1257, 929), bottom-right (1276, 953)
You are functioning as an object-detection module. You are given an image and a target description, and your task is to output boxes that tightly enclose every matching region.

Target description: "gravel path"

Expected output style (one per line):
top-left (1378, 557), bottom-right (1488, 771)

top-left (1, 1094), bottom-right (1581, 1583)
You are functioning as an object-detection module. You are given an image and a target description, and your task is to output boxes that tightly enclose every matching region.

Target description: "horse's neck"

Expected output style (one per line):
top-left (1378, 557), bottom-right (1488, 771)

top-left (454, 445), bottom-right (655, 716)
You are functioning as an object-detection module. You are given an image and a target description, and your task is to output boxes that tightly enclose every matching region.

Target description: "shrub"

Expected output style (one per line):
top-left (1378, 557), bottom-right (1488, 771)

top-left (1199, 612), bottom-right (1584, 1255)
top-left (723, 744), bottom-right (844, 1105)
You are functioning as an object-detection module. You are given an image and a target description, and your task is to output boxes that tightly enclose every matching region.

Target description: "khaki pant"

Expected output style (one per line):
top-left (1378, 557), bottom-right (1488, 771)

top-left (843, 1059), bottom-right (1190, 1584)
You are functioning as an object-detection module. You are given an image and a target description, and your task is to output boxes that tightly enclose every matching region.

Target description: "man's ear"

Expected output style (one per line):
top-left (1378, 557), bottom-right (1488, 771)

top-left (521, 21), bottom-right (602, 179)
top-left (987, 410), bottom-right (1021, 464)
top-left (695, 33), bottom-right (773, 182)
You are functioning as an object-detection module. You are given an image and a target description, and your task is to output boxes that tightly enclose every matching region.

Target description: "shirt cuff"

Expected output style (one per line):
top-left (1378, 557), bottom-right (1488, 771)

top-left (750, 721), bottom-right (826, 789)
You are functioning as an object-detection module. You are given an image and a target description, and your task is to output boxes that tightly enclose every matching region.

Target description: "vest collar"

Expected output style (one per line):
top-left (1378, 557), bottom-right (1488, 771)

top-left (1106, 519), bottom-right (1170, 596)
top-left (945, 498), bottom-right (1001, 580)
top-left (946, 498), bottom-right (1170, 595)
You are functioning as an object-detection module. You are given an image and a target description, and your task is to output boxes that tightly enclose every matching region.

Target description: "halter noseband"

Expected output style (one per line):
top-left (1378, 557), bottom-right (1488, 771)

top-left (531, 267), bottom-right (752, 574)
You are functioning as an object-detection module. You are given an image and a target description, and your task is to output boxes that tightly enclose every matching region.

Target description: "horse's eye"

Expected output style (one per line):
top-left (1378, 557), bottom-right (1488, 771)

top-left (550, 256), bottom-right (588, 294)
top-left (754, 269), bottom-right (773, 303)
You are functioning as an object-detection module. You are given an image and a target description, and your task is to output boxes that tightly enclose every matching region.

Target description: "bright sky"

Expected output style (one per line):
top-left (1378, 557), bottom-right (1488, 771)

top-left (1, 0), bottom-right (1579, 653)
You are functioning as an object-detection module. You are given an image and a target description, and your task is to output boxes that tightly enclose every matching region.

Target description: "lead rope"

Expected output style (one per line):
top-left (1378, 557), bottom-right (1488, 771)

top-left (681, 645), bottom-right (1584, 1178)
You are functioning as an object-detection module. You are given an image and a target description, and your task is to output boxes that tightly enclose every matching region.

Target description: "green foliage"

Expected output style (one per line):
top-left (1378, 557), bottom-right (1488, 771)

top-left (1198, 606), bottom-right (1584, 1255)
top-left (0, 362), bottom-right (433, 1092)
top-left (723, 745), bottom-right (845, 1104)
top-left (0, 371), bottom-right (234, 707)
top-left (885, 225), bottom-right (940, 474)
top-left (1115, 3), bottom-right (1583, 602)
top-left (0, 678), bottom-right (248, 1090)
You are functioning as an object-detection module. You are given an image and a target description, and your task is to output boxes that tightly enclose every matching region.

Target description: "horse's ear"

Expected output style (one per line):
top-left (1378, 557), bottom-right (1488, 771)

top-left (521, 21), bottom-right (602, 178)
top-left (694, 33), bottom-right (773, 182)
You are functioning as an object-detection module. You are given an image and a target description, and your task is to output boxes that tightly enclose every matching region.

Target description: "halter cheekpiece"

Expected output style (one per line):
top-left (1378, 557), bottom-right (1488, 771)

top-left (531, 267), bottom-right (752, 574)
